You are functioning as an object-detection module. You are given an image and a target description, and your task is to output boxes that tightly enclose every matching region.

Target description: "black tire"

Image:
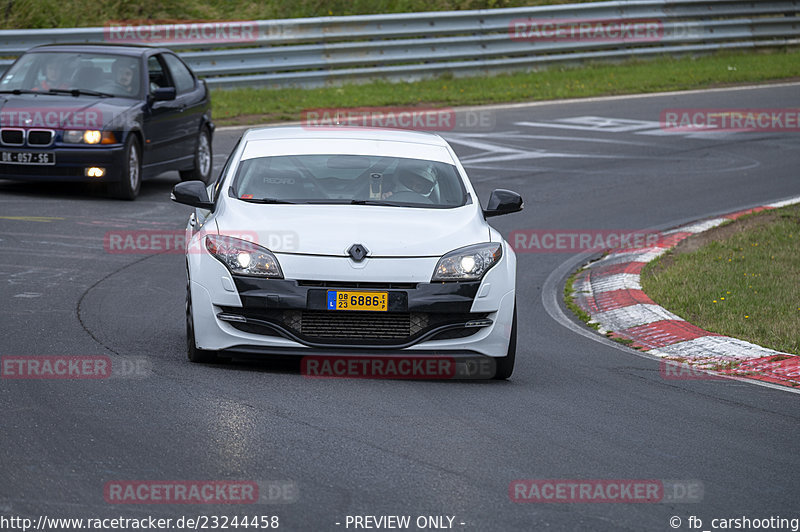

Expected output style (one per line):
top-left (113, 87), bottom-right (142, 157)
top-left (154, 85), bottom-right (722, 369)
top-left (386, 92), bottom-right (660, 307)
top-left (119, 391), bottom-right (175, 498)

top-left (186, 285), bottom-right (219, 364)
top-left (493, 304), bottom-right (517, 380)
top-left (109, 135), bottom-right (141, 200)
top-left (180, 127), bottom-right (213, 184)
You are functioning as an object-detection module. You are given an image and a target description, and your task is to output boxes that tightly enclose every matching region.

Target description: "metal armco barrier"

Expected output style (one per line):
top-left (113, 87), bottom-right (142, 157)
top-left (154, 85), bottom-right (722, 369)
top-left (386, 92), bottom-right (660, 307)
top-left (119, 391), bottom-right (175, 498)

top-left (0, 0), bottom-right (797, 88)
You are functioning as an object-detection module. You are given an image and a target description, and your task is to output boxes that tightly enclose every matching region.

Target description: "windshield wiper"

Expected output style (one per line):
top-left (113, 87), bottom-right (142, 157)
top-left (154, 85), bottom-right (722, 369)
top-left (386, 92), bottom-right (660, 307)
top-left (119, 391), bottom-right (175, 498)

top-left (238, 197), bottom-right (298, 204)
top-left (0, 89), bottom-right (43, 95)
top-left (47, 88), bottom-right (113, 98)
top-left (295, 199), bottom-right (407, 206)
top-left (349, 199), bottom-right (404, 207)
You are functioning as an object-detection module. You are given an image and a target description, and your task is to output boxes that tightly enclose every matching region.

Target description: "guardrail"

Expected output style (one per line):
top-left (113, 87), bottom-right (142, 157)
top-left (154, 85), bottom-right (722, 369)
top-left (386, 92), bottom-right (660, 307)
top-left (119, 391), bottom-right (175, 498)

top-left (0, 0), bottom-right (797, 89)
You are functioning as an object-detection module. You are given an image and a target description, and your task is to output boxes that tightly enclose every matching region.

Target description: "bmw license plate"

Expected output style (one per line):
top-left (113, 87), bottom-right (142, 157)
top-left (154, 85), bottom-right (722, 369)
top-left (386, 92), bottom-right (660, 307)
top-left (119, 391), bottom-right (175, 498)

top-left (327, 291), bottom-right (388, 311)
top-left (0, 151), bottom-right (55, 165)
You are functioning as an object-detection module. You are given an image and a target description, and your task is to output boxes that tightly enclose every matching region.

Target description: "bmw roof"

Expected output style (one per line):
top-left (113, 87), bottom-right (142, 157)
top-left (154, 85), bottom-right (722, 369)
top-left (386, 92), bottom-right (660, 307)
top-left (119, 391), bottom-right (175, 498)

top-left (29, 43), bottom-right (168, 56)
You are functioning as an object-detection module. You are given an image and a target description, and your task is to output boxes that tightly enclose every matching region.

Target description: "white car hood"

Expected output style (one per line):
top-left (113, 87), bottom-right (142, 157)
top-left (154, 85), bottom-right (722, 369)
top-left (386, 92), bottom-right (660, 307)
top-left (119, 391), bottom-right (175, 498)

top-left (215, 202), bottom-right (490, 257)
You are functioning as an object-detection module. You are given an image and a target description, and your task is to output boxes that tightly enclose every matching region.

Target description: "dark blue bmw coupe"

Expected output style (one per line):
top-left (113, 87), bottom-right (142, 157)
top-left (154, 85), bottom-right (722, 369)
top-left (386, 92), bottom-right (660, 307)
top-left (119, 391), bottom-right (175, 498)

top-left (0, 43), bottom-right (214, 199)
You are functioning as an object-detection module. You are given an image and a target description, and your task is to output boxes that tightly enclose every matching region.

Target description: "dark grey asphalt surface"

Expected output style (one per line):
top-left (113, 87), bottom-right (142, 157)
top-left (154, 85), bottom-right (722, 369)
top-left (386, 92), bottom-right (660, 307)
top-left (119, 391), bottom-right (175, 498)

top-left (1, 83), bottom-right (798, 531)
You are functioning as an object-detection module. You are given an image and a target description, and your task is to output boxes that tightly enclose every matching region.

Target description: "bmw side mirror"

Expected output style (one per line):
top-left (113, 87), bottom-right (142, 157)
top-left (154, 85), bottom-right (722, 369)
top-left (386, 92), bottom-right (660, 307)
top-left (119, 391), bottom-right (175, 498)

top-left (484, 189), bottom-right (523, 218)
top-left (171, 181), bottom-right (214, 210)
top-left (152, 87), bottom-right (176, 101)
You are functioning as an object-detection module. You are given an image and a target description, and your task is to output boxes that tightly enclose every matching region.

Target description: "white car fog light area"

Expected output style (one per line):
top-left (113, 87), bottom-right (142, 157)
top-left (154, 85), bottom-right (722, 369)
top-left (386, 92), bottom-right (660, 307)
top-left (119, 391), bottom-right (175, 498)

top-left (432, 243), bottom-right (502, 281)
top-left (205, 234), bottom-right (283, 278)
top-left (411, 290), bottom-right (516, 357)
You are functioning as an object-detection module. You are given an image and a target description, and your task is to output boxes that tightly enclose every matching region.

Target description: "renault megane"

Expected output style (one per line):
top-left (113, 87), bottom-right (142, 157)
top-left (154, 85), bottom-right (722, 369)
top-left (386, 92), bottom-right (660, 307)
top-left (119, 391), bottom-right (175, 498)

top-left (171, 126), bottom-right (523, 378)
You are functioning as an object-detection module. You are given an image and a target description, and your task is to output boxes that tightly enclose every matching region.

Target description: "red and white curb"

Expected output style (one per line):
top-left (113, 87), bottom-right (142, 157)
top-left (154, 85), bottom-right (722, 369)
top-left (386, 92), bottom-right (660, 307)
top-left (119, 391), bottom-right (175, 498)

top-left (571, 197), bottom-right (800, 388)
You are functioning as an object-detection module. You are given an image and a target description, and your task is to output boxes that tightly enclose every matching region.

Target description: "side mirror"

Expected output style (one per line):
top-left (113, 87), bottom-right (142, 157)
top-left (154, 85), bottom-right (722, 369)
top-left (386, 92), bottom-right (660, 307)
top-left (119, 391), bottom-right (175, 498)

top-left (171, 181), bottom-right (214, 210)
top-left (152, 87), bottom-right (176, 101)
top-left (484, 189), bottom-right (523, 218)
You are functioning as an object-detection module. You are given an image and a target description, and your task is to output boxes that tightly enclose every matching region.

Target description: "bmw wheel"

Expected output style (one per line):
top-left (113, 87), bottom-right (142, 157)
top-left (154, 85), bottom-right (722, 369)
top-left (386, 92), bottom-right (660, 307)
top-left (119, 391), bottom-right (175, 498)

top-left (109, 135), bottom-right (141, 200)
top-left (180, 127), bottom-right (213, 184)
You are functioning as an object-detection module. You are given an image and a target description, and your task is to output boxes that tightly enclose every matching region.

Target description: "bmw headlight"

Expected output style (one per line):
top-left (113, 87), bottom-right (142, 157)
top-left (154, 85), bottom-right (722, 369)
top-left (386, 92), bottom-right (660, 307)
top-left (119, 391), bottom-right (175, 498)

top-left (205, 235), bottom-right (283, 278)
top-left (432, 243), bottom-right (502, 281)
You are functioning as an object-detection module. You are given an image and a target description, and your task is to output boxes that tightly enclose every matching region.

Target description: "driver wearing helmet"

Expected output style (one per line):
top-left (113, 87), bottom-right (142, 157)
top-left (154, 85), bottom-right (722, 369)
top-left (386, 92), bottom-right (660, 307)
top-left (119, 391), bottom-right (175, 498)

top-left (382, 163), bottom-right (436, 200)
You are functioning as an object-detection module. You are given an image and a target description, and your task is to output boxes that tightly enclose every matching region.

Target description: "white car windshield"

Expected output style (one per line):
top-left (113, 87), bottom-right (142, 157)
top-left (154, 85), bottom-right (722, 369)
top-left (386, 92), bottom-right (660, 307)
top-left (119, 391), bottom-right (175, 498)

top-left (0, 51), bottom-right (142, 98)
top-left (231, 154), bottom-right (468, 208)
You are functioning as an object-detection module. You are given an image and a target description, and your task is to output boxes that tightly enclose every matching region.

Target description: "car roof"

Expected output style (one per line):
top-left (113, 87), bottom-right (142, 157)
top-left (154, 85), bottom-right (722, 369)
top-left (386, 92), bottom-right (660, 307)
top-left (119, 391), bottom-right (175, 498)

top-left (28, 43), bottom-right (167, 56)
top-left (241, 126), bottom-right (450, 147)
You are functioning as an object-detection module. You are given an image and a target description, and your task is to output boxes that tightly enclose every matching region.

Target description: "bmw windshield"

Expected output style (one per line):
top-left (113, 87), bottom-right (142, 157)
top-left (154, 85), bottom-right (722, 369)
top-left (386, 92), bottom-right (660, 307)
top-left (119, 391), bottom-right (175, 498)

top-left (0, 51), bottom-right (143, 99)
top-left (230, 154), bottom-right (468, 208)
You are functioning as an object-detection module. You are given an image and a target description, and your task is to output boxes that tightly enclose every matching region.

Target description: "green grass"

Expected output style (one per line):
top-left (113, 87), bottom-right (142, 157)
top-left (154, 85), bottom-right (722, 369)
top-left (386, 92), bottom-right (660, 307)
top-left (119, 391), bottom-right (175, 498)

top-left (2, 0), bottom-right (600, 29)
top-left (5, 2), bottom-right (797, 125)
top-left (564, 270), bottom-right (599, 332)
top-left (641, 205), bottom-right (800, 355)
top-left (210, 48), bottom-right (800, 125)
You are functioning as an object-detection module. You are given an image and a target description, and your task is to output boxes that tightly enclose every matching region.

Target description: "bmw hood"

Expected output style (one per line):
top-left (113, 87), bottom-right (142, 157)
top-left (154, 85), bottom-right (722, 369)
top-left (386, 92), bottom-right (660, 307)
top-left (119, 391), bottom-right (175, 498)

top-left (214, 203), bottom-right (491, 257)
top-left (0, 94), bottom-right (135, 130)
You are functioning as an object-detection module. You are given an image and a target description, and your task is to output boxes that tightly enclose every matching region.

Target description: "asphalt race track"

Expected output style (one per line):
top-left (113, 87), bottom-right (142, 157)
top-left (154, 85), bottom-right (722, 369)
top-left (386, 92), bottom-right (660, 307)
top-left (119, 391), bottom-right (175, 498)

top-left (1, 83), bottom-right (798, 531)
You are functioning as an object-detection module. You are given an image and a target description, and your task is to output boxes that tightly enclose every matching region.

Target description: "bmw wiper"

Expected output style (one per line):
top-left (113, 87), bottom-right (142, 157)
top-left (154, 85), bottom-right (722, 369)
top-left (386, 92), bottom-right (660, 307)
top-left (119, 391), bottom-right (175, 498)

top-left (238, 197), bottom-right (298, 204)
top-left (47, 88), bottom-right (113, 98)
top-left (0, 89), bottom-right (42, 94)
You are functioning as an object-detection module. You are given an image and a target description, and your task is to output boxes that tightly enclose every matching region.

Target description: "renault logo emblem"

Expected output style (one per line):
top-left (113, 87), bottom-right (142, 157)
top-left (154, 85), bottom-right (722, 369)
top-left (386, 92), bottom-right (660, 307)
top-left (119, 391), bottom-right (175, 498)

top-left (347, 243), bottom-right (368, 262)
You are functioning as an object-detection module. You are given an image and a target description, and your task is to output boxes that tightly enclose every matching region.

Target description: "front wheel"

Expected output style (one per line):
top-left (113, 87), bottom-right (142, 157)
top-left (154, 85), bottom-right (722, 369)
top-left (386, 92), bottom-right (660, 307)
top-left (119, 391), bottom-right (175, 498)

top-left (180, 127), bottom-right (213, 184)
top-left (109, 135), bottom-right (141, 200)
top-left (493, 304), bottom-right (517, 380)
top-left (186, 285), bottom-right (219, 364)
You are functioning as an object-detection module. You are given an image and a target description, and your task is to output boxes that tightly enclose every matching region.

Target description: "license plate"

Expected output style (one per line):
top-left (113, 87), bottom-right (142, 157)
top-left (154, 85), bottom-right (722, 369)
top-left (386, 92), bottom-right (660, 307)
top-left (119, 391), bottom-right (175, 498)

top-left (327, 290), bottom-right (388, 311)
top-left (0, 151), bottom-right (55, 165)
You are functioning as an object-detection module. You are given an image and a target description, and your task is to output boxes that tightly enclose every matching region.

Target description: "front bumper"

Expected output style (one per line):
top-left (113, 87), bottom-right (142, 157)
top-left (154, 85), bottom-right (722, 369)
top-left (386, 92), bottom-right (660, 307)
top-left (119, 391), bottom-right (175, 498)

top-left (216, 277), bottom-right (489, 349)
top-left (0, 144), bottom-right (126, 182)
top-left (188, 240), bottom-right (517, 357)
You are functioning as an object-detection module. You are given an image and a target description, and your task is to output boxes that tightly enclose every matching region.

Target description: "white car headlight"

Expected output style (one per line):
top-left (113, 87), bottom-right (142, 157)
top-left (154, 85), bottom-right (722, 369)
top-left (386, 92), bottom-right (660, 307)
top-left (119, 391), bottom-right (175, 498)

top-left (432, 243), bottom-right (502, 282)
top-left (205, 235), bottom-right (283, 278)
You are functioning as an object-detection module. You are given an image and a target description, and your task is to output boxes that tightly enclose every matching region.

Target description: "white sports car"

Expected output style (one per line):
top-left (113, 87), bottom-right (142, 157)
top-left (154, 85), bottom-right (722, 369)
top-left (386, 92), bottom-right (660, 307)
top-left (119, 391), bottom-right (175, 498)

top-left (171, 127), bottom-right (523, 378)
